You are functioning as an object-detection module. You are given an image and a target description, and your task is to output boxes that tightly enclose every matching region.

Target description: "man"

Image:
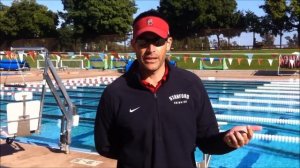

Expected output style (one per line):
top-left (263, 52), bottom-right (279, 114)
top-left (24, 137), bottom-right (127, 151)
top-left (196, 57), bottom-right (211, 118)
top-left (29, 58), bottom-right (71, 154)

top-left (94, 9), bottom-right (262, 168)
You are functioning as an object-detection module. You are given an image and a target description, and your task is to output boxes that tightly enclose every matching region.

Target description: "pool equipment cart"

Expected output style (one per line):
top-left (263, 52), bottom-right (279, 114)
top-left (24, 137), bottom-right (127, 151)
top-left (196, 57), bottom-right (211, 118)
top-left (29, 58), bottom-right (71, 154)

top-left (11, 47), bottom-right (78, 154)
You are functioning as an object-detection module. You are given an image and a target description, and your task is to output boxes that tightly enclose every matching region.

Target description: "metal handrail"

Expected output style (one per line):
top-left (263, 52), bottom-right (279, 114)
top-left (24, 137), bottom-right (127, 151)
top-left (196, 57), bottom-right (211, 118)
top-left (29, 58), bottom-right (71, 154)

top-left (10, 47), bottom-right (78, 154)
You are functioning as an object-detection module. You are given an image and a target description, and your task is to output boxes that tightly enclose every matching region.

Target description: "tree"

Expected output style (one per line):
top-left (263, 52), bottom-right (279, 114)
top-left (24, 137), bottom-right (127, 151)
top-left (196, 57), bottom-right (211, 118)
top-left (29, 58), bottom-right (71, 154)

top-left (158, 0), bottom-right (210, 49)
top-left (158, 0), bottom-right (239, 49)
top-left (260, 0), bottom-right (292, 48)
top-left (288, 0), bottom-right (300, 48)
top-left (222, 11), bottom-right (246, 48)
top-left (158, 0), bottom-right (203, 40)
top-left (0, 0), bottom-right (58, 49)
top-left (285, 34), bottom-right (298, 48)
top-left (0, 2), bottom-right (9, 12)
top-left (2, 0), bottom-right (58, 40)
top-left (244, 11), bottom-right (261, 46)
top-left (0, 2), bottom-right (17, 47)
top-left (57, 25), bottom-right (76, 51)
top-left (205, 0), bottom-right (238, 49)
top-left (61, 0), bottom-right (137, 42)
top-left (261, 32), bottom-right (275, 47)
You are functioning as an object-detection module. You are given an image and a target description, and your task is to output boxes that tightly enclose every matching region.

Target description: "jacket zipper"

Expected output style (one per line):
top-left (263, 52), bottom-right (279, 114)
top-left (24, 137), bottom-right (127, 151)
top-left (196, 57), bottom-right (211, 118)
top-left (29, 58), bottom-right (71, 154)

top-left (154, 93), bottom-right (161, 139)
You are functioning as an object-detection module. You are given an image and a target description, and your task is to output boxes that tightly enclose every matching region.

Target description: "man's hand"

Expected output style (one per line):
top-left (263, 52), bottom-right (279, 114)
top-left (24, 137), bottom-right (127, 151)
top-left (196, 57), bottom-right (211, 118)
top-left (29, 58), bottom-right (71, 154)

top-left (223, 125), bottom-right (262, 148)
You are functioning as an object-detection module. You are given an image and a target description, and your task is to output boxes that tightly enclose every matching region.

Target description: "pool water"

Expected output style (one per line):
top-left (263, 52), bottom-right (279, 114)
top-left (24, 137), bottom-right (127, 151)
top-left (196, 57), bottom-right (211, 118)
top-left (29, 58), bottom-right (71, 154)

top-left (1, 79), bottom-right (299, 168)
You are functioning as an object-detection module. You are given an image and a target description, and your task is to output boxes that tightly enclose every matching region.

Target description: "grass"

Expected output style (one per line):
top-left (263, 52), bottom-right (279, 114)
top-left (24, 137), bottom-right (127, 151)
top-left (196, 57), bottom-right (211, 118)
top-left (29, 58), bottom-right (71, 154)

top-left (169, 50), bottom-right (296, 70)
top-left (172, 54), bottom-right (280, 70)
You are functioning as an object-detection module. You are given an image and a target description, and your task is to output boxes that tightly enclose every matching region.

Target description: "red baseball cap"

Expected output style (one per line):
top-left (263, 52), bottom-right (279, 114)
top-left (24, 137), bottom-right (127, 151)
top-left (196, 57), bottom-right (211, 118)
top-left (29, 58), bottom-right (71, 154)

top-left (133, 16), bottom-right (169, 41)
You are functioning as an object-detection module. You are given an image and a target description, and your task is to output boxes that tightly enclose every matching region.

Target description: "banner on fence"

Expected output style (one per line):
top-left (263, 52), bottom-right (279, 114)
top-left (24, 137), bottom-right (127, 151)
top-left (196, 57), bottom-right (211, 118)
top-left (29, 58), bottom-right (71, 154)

top-left (279, 55), bottom-right (300, 69)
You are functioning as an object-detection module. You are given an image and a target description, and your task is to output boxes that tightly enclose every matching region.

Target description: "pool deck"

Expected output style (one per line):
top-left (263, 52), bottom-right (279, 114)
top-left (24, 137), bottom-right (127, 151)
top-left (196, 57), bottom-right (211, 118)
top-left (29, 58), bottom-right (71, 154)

top-left (0, 139), bottom-right (117, 168)
top-left (0, 68), bottom-right (299, 168)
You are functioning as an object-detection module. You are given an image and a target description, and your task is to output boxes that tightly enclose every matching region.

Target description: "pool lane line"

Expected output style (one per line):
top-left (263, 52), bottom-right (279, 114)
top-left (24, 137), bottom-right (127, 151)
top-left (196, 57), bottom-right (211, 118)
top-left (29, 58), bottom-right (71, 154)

top-left (234, 93), bottom-right (299, 99)
top-left (257, 86), bottom-right (300, 91)
top-left (245, 89), bottom-right (299, 95)
top-left (219, 97), bottom-right (300, 105)
top-left (270, 81), bottom-right (299, 84)
top-left (253, 133), bottom-right (300, 143)
top-left (212, 104), bottom-right (299, 113)
top-left (263, 83), bottom-right (299, 88)
top-left (219, 130), bottom-right (300, 143)
top-left (216, 114), bottom-right (300, 125)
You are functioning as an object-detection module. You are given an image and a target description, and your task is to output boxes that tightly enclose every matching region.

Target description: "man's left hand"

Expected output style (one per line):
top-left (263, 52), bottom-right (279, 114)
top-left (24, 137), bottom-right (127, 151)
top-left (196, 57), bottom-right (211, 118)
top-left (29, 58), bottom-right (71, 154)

top-left (224, 125), bottom-right (262, 148)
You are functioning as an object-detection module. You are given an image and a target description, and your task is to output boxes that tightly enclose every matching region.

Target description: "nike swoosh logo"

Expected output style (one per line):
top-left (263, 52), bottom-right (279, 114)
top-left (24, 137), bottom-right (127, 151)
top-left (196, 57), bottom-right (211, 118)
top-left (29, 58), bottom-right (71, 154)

top-left (129, 107), bottom-right (140, 113)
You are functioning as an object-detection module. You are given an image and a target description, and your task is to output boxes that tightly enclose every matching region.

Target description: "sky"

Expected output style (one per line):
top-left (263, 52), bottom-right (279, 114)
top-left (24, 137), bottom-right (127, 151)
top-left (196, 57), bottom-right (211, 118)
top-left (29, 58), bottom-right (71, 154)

top-left (1, 0), bottom-right (294, 46)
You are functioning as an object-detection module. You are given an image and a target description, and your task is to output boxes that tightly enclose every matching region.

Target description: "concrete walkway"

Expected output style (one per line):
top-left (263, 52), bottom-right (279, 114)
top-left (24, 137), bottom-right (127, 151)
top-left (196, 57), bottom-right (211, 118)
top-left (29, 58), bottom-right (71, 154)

top-left (0, 139), bottom-right (117, 168)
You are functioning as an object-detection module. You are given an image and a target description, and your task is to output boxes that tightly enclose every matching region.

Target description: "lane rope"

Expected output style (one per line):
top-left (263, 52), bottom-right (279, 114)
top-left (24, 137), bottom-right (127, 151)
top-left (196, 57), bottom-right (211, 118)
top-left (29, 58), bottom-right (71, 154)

top-left (219, 97), bottom-right (300, 105)
top-left (212, 104), bottom-right (299, 113)
top-left (216, 114), bottom-right (300, 125)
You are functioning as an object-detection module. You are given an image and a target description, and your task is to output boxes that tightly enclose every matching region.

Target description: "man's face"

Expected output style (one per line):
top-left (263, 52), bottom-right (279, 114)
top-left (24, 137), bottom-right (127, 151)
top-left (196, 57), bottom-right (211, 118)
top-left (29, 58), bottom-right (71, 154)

top-left (132, 32), bottom-right (172, 73)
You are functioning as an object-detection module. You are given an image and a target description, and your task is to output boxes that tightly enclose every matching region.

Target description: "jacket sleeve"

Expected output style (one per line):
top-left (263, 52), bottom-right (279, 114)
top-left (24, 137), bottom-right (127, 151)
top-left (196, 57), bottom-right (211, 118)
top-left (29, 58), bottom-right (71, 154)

top-left (94, 88), bottom-right (119, 159)
top-left (194, 78), bottom-right (235, 154)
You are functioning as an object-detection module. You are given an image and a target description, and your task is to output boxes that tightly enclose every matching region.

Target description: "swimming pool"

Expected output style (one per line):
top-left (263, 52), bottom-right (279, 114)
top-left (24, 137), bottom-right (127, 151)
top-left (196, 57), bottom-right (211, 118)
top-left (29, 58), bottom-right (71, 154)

top-left (1, 77), bottom-right (299, 168)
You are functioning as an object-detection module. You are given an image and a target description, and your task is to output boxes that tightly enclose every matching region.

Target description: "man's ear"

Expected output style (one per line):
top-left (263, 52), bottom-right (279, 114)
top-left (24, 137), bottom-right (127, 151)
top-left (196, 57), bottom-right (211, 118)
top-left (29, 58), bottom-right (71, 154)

top-left (166, 37), bottom-right (173, 51)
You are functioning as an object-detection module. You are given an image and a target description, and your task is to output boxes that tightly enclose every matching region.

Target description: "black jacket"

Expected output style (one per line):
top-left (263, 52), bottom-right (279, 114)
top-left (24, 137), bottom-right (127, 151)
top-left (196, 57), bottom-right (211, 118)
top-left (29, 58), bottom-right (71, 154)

top-left (94, 61), bottom-right (234, 168)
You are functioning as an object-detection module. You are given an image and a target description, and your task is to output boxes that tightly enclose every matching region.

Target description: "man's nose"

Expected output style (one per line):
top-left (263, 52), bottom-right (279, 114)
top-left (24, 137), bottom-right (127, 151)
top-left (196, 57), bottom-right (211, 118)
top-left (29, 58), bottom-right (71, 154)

top-left (146, 43), bottom-right (156, 52)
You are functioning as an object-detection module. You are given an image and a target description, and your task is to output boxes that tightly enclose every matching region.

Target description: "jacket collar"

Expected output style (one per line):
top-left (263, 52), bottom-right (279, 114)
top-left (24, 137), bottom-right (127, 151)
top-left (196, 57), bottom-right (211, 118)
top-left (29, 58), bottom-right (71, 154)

top-left (125, 60), bottom-right (174, 91)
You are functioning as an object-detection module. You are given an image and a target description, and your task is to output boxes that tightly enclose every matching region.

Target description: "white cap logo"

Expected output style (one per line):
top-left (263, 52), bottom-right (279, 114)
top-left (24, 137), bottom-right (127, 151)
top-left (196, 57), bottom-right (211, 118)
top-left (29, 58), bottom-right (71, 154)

top-left (147, 18), bottom-right (153, 26)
